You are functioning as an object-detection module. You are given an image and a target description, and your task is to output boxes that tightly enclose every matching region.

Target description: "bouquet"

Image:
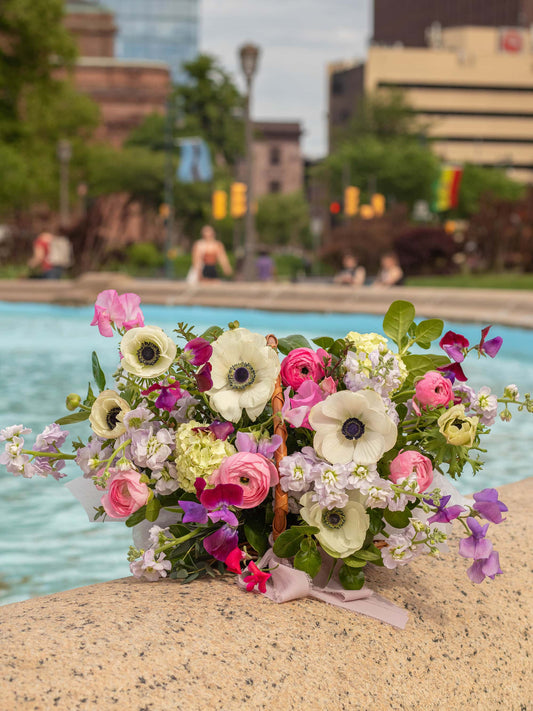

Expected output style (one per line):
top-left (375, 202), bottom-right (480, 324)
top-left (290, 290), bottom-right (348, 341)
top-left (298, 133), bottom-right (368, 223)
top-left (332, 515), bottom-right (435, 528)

top-left (2, 292), bottom-right (531, 622)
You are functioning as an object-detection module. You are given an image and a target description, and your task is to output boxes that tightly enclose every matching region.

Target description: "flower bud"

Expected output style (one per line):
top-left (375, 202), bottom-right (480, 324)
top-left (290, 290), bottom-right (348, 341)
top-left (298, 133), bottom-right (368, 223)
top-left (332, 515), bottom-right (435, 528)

top-left (66, 393), bottom-right (81, 411)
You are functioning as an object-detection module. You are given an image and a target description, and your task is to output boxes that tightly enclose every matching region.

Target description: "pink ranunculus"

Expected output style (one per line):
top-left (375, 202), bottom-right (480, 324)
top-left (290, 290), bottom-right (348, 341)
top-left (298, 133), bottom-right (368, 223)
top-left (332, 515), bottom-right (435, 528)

top-left (280, 347), bottom-right (327, 390)
top-left (119, 292), bottom-right (144, 331)
top-left (101, 467), bottom-right (150, 518)
top-left (91, 289), bottom-right (125, 337)
top-left (282, 380), bottom-right (326, 429)
top-left (389, 450), bottom-right (434, 492)
top-left (415, 371), bottom-right (454, 410)
top-left (210, 452), bottom-right (278, 509)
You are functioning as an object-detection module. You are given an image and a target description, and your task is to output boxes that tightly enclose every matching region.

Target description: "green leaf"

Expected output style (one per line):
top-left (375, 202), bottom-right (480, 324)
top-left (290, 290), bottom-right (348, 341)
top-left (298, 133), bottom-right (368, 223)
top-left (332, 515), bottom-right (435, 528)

top-left (384, 508), bottom-right (412, 529)
top-left (169, 524), bottom-right (191, 538)
top-left (125, 505), bottom-right (147, 527)
top-left (338, 564), bottom-right (365, 590)
top-left (145, 497), bottom-right (161, 522)
top-left (91, 351), bottom-right (106, 391)
top-left (277, 334), bottom-right (312, 355)
top-left (350, 546), bottom-right (382, 562)
top-left (383, 300), bottom-right (416, 349)
top-left (330, 338), bottom-right (347, 357)
top-left (343, 556), bottom-right (367, 568)
top-left (414, 319), bottom-right (444, 348)
top-left (200, 325), bottom-right (224, 342)
top-left (401, 354), bottom-right (449, 383)
top-left (312, 336), bottom-right (334, 349)
top-left (83, 382), bottom-right (95, 407)
top-left (55, 410), bottom-right (90, 426)
top-left (244, 521), bottom-right (268, 557)
top-left (294, 541), bottom-right (322, 578)
top-left (272, 525), bottom-right (319, 558)
top-left (368, 509), bottom-right (385, 536)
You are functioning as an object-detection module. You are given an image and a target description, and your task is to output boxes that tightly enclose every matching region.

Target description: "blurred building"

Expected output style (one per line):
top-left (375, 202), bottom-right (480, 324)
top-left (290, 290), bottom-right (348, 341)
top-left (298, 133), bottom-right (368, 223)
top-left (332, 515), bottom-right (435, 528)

top-left (64, 1), bottom-right (170, 146)
top-left (238, 121), bottom-right (304, 197)
top-left (373, 0), bottom-right (533, 47)
top-left (97, 0), bottom-right (199, 82)
top-left (329, 25), bottom-right (533, 181)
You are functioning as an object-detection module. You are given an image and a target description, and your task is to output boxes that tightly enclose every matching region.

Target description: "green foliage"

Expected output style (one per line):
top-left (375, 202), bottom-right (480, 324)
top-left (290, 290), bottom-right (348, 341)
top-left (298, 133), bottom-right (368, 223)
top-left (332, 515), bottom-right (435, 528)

top-left (338, 564), bottom-right (365, 590)
top-left (456, 164), bottom-right (525, 218)
top-left (277, 334), bottom-right (312, 355)
top-left (294, 538), bottom-right (322, 578)
top-left (91, 351), bottom-right (106, 392)
top-left (383, 300), bottom-right (415, 350)
top-left (126, 243), bottom-right (165, 272)
top-left (272, 526), bottom-right (319, 558)
top-left (256, 191), bottom-right (311, 248)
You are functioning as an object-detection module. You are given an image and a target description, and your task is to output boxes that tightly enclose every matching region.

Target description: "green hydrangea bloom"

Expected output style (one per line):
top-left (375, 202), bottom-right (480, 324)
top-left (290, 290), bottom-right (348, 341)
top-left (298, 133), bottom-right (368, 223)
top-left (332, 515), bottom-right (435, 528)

top-left (174, 421), bottom-right (236, 492)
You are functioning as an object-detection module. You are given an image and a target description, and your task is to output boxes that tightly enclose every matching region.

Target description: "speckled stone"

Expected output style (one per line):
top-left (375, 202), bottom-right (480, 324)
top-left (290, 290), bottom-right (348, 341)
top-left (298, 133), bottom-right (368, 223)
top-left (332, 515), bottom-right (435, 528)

top-left (1, 479), bottom-right (531, 711)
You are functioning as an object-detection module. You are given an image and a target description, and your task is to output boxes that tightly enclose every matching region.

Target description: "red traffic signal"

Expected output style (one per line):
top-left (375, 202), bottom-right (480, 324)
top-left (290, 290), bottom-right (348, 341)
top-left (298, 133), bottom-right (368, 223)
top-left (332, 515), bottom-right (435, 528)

top-left (329, 201), bottom-right (342, 214)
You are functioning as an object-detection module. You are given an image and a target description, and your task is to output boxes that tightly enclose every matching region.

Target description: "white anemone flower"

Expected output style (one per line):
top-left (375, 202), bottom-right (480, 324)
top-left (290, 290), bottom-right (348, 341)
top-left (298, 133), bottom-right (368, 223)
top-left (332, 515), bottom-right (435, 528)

top-left (299, 491), bottom-right (369, 558)
top-left (308, 390), bottom-right (397, 465)
top-left (207, 328), bottom-right (280, 422)
top-left (89, 390), bottom-right (131, 439)
top-left (120, 326), bottom-right (177, 379)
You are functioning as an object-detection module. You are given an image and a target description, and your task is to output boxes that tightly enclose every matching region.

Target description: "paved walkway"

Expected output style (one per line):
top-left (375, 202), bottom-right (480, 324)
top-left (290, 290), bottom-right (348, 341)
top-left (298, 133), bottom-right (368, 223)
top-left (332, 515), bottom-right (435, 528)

top-left (1, 272), bottom-right (533, 328)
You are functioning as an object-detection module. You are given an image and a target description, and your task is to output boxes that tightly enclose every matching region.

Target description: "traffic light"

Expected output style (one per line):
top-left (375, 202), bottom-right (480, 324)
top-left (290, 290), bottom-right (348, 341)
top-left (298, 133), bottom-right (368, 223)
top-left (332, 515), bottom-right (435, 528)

top-left (230, 182), bottom-right (247, 218)
top-left (344, 186), bottom-right (360, 217)
top-left (360, 204), bottom-right (374, 220)
top-left (371, 193), bottom-right (386, 217)
top-left (329, 200), bottom-right (343, 227)
top-left (212, 190), bottom-right (227, 220)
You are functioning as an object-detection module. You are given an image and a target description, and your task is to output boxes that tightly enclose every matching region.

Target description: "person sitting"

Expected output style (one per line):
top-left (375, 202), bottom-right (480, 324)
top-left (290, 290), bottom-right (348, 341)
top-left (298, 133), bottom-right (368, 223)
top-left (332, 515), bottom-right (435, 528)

top-left (255, 250), bottom-right (275, 282)
top-left (334, 253), bottom-right (366, 287)
top-left (191, 225), bottom-right (233, 282)
top-left (373, 252), bottom-right (404, 287)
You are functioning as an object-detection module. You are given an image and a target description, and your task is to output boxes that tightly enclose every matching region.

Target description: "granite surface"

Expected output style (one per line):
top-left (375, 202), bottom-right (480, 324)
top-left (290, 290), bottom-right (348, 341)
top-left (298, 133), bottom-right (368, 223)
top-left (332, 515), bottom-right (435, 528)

top-left (1, 478), bottom-right (531, 711)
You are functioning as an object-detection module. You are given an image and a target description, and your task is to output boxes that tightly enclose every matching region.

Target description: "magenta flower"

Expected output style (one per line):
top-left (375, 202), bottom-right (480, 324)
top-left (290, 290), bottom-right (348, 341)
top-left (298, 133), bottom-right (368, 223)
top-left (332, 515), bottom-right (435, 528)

top-left (478, 326), bottom-right (503, 358)
top-left (458, 517), bottom-right (493, 560)
top-left (282, 380), bottom-right (326, 429)
top-left (184, 337), bottom-right (212, 366)
top-left (467, 550), bottom-right (503, 584)
top-left (225, 547), bottom-right (246, 574)
top-left (204, 526), bottom-right (239, 561)
top-left (472, 488), bottom-right (508, 524)
top-left (437, 362), bottom-right (467, 383)
top-left (193, 420), bottom-right (234, 441)
top-left (235, 431), bottom-right (282, 458)
top-left (142, 382), bottom-right (182, 412)
top-left (195, 363), bottom-right (213, 392)
top-left (120, 293), bottom-right (144, 331)
top-left (243, 561), bottom-right (271, 593)
top-left (439, 331), bottom-right (470, 363)
top-left (425, 494), bottom-right (464, 524)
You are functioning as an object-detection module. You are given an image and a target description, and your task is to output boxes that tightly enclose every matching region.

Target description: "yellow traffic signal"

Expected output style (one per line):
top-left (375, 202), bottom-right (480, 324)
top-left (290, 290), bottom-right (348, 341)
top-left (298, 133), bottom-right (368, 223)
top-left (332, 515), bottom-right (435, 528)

top-left (212, 190), bottom-right (227, 220)
top-left (371, 193), bottom-right (386, 217)
top-left (344, 186), bottom-right (360, 216)
top-left (360, 204), bottom-right (374, 220)
top-left (230, 182), bottom-right (247, 218)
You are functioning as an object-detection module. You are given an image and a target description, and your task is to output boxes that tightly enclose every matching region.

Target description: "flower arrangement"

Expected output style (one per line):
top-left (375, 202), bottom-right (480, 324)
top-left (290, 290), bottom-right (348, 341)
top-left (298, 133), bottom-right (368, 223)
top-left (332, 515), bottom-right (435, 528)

top-left (2, 292), bottom-right (531, 624)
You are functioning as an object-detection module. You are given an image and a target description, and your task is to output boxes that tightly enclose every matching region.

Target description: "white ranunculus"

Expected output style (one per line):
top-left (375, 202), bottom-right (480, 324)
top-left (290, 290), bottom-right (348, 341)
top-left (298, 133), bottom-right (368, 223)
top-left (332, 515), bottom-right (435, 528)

top-left (299, 491), bottom-right (369, 558)
top-left (120, 326), bottom-right (177, 378)
top-left (207, 327), bottom-right (280, 422)
top-left (308, 390), bottom-right (397, 465)
top-left (89, 390), bottom-right (131, 439)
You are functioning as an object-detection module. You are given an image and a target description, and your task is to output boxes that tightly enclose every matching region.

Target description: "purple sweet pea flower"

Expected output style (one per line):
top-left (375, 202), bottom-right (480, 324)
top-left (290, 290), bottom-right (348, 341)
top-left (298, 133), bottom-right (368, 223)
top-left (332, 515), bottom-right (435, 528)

top-left (195, 363), bottom-right (213, 392)
top-left (180, 500), bottom-right (209, 524)
top-left (439, 331), bottom-right (470, 363)
top-left (204, 525), bottom-right (239, 561)
top-left (472, 488), bottom-right (508, 524)
top-left (478, 326), bottom-right (503, 358)
top-left (437, 362), bottom-right (468, 383)
top-left (193, 421), bottom-right (234, 441)
top-left (142, 382), bottom-right (183, 412)
top-left (458, 517), bottom-right (493, 560)
top-left (184, 337), bottom-right (213, 366)
top-left (467, 550), bottom-right (503, 584)
top-left (425, 494), bottom-right (465, 524)
top-left (236, 431), bottom-right (282, 458)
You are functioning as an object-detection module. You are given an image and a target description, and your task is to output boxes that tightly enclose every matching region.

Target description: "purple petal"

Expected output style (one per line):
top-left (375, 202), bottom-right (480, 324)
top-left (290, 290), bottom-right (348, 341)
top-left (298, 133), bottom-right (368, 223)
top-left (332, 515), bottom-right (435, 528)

top-left (155, 386), bottom-right (182, 412)
top-left (459, 536), bottom-right (477, 559)
top-left (208, 421), bottom-right (234, 441)
top-left (473, 501), bottom-right (506, 524)
top-left (481, 551), bottom-right (502, 579)
top-left (442, 344), bottom-right (465, 363)
top-left (472, 537), bottom-right (493, 560)
top-left (179, 500), bottom-right (208, 524)
top-left (184, 337), bottom-right (213, 366)
top-left (257, 435), bottom-right (282, 458)
top-left (194, 477), bottom-right (207, 498)
top-left (235, 431), bottom-right (257, 453)
top-left (437, 362), bottom-right (468, 382)
top-left (474, 488), bottom-right (498, 502)
top-left (200, 483), bottom-right (244, 510)
top-left (208, 505), bottom-right (239, 527)
top-left (195, 363), bottom-right (213, 392)
top-left (466, 517), bottom-right (490, 538)
top-left (427, 504), bottom-right (464, 525)
top-left (467, 560), bottom-right (486, 584)
top-left (482, 336), bottom-right (503, 358)
top-left (203, 525), bottom-right (239, 561)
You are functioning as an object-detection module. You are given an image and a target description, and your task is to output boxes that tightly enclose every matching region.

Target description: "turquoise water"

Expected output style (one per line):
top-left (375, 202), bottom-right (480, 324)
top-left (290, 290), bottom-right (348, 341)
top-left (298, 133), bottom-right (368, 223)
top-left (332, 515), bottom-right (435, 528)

top-left (1, 301), bottom-right (532, 605)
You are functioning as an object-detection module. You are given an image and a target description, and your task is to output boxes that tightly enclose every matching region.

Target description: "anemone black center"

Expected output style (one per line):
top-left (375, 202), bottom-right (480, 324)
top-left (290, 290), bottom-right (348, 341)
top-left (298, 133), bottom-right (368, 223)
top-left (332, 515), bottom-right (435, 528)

top-left (234, 367), bottom-right (250, 383)
top-left (341, 417), bottom-right (365, 440)
top-left (137, 341), bottom-right (161, 366)
top-left (453, 418), bottom-right (466, 428)
top-left (322, 508), bottom-right (346, 530)
top-left (227, 361), bottom-right (256, 390)
top-left (106, 406), bottom-right (121, 430)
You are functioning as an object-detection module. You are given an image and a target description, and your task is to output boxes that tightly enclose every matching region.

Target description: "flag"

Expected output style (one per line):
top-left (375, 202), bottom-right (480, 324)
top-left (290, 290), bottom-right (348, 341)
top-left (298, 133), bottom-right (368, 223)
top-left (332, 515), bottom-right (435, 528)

top-left (432, 166), bottom-right (463, 212)
top-left (177, 138), bottom-right (213, 183)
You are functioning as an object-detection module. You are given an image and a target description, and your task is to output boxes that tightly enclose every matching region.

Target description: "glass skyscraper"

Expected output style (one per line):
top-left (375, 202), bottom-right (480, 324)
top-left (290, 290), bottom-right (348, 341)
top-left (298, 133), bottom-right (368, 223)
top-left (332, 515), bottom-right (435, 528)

top-left (102, 0), bottom-right (199, 82)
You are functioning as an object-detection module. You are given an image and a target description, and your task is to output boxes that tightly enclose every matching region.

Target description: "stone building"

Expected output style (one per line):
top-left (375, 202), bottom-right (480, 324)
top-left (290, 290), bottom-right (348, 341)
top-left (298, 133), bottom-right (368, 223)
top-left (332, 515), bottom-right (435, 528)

top-left (64, 1), bottom-right (170, 147)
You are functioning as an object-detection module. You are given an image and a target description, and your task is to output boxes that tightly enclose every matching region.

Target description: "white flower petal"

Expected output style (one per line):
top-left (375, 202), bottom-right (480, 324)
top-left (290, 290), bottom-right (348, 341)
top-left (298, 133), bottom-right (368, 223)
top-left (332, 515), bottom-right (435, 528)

top-left (315, 430), bottom-right (355, 464)
top-left (354, 431), bottom-right (385, 465)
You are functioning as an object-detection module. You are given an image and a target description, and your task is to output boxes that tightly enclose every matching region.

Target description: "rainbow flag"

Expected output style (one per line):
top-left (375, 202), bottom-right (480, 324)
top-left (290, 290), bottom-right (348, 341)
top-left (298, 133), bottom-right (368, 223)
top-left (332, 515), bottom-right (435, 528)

top-left (432, 166), bottom-right (463, 212)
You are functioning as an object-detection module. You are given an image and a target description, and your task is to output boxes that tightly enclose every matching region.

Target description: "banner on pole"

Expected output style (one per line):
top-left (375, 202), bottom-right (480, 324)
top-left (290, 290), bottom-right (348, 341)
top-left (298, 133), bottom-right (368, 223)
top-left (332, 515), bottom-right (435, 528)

top-left (177, 138), bottom-right (213, 183)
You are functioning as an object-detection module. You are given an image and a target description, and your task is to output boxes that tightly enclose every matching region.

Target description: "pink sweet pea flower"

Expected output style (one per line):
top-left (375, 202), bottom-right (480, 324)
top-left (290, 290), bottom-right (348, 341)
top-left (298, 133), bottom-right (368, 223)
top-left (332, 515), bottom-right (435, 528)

top-left (478, 326), bottom-right (503, 358)
top-left (184, 337), bottom-right (212, 366)
top-left (91, 289), bottom-right (125, 337)
top-left (282, 380), bottom-right (326, 429)
top-left (320, 376), bottom-right (337, 396)
top-left (243, 561), bottom-right (271, 593)
top-left (101, 468), bottom-right (150, 518)
top-left (119, 293), bottom-right (144, 330)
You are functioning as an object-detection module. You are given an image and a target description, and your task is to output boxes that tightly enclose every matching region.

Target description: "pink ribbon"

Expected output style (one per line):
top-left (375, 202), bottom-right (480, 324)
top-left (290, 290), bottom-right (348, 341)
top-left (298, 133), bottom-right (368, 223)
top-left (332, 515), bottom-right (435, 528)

top-left (238, 548), bottom-right (408, 629)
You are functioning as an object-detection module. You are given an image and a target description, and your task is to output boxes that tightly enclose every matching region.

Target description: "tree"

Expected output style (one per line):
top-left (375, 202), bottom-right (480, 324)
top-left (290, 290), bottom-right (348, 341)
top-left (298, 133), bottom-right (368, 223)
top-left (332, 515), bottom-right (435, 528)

top-left (457, 164), bottom-right (524, 218)
top-left (256, 192), bottom-right (311, 248)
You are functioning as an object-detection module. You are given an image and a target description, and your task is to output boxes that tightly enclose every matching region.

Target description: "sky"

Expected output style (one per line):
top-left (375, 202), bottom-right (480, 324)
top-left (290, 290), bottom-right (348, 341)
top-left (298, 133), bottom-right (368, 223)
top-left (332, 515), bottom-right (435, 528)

top-left (200, 0), bottom-right (372, 158)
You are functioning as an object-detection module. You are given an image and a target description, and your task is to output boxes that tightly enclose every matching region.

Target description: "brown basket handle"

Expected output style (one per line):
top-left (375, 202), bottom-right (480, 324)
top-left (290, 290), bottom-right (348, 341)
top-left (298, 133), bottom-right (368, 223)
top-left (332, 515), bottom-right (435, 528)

top-left (267, 334), bottom-right (288, 540)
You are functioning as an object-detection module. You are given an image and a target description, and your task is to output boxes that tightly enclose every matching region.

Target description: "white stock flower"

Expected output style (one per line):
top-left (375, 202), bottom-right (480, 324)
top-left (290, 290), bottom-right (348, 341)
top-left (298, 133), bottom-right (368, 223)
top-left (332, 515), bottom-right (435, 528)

top-left (120, 326), bottom-right (177, 379)
top-left (207, 327), bottom-right (280, 422)
top-left (89, 390), bottom-right (131, 439)
top-left (308, 390), bottom-right (397, 465)
top-left (299, 491), bottom-right (369, 559)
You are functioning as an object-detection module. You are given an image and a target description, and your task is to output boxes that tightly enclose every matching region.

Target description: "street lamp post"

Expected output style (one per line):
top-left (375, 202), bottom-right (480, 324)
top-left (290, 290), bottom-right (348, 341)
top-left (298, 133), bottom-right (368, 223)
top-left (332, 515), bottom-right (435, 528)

top-left (239, 43), bottom-right (260, 281)
top-left (57, 139), bottom-right (72, 226)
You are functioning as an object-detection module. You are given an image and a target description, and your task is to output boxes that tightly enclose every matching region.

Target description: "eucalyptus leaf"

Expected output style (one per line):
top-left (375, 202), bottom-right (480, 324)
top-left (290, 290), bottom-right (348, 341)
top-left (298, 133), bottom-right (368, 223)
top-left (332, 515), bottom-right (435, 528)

top-left (55, 410), bottom-right (90, 426)
top-left (277, 334), bottom-right (312, 355)
top-left (383, 301), bottom-right (416, 349)
top-left (91, 351), bottom-right (106, 391)
top-left (338, 564), bottom-right (365, 590)
top-left (272, 525), bottom-right (319, 558)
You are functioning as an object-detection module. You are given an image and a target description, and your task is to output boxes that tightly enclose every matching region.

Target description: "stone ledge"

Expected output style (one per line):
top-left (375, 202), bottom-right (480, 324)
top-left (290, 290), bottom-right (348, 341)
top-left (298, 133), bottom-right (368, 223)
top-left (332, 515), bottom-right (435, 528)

top-left (0, 478), bottom-right (531, 710)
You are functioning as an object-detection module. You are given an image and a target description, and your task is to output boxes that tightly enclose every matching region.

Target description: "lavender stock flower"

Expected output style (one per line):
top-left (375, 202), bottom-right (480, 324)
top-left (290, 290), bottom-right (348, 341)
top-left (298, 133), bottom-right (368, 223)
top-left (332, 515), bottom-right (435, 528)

top-left (472, 488), bottom-right (508, 524)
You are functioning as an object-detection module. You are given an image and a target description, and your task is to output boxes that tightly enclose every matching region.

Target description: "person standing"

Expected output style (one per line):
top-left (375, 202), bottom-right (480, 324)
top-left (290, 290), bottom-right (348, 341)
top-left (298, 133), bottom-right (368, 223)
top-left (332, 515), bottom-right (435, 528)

top-left (28, 231), bottom-right (53, 278)
top-left (191, 225), bottom-right (233, 282)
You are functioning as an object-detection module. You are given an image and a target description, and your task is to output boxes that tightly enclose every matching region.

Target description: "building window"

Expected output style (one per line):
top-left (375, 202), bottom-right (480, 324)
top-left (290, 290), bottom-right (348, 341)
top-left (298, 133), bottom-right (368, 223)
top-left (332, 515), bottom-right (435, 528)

top-left (332, 76), bottom-right (344, 95)
top-left (270, 146), bottom-right (281, 165)
top-left (269, 181), bottom-right (281, 193)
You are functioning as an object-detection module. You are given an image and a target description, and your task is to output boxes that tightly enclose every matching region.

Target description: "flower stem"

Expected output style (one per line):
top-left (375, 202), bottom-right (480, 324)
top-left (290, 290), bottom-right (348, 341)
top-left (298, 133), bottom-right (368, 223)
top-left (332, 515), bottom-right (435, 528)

top-left (23, 449), bottom-right (77, 460)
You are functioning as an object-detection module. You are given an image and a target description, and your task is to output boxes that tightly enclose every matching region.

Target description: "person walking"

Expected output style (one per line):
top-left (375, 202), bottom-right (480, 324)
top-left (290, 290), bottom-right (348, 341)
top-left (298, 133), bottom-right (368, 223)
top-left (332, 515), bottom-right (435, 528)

top-left (191, 225), bottom-right (233, 282)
